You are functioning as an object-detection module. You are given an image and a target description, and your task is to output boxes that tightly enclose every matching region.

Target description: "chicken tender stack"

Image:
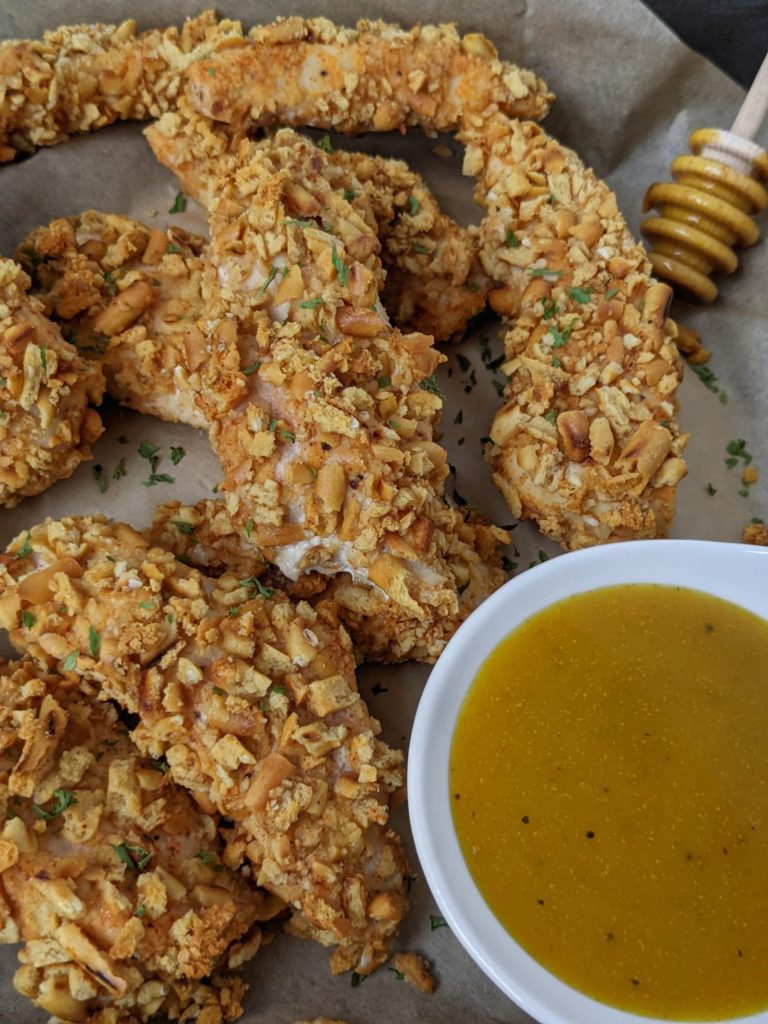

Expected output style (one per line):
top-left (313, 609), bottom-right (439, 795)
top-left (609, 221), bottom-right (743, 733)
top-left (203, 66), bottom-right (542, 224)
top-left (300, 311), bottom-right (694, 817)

top-left (0, 515), bottom-right (409, 975)
top-left (0, 658), bottom-right (268, 1023)
top-left (18, 211), bottom-right (207, 428)
top-left (0, 258), bottom-right (104, 508)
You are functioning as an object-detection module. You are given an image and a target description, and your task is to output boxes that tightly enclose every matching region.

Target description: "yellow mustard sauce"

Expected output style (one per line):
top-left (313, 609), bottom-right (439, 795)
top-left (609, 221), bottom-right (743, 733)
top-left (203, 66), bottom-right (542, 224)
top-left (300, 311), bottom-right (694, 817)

top-left (450, 584), bottom-right (768, 1020)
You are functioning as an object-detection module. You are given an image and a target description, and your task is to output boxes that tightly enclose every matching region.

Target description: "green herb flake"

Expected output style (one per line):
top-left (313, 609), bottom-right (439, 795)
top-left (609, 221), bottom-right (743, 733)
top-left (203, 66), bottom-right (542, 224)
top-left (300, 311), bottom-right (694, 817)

top-left (244, 519), bottom-right (254, 540)
top-left (542, 296), bottom-right (558, 320)
top-left (14, 534), bottom-right (32, 560)
top-left (419, 374), bottom-right (442, 396)
top-left (317, 134), bottom-right (333, 154)
top-left (211, 686), bottom-right (226, 697)
top-left (135, 904), bottom-right (147, 918)
top-left (138, 600), bottom-right (156, 611)
top-left (169, 191), bottom-right (187, 214)
top-left (170, 446), bottom-right (185, 466)
top-left (33, 789), bottom-right (77, 821)
top-left (118, 435), bottom-right (129, 445)
top-left (197, 848), bottom-right (224, 871)
top-left (539, 550), bottom-right (550, 563)
top-left (377, 375), bottom-right (391, 388)
top-left (299, 297), bottom-right (323, 309)
top-left (567, 286), bottom-right (592, 303)
top-left (103, 270), bottom-right (118, 296)
top-left (604, 287), bottom-right (619, 299)
top-left (166, 243), bottom-right (183, 255)
top-left (408, 195), bottom-right (421, 215)
top-left (454, 409), bottom-right (463, 424)
top-left (284, 218), bottom-right (312, 228)
top-left (725, 439), bottom-right (752, 468)
top-left (551, 356), bottom-right (562, 368)
top-left (89, 626), bottom-right (101, 659)
top-left (529, 267), bottom-right (564, 279)
top-left (138, 440), bottom-right (160, 472)
top-left (21, 610), bottom-right (36, 629)
top-left (61, 650), bottom-right (79, 673)
top-left (706, 483), bottom-right (717, 496)
top-left (430, 914), bottom-right (448, 931)
top-left (280, 428), bottom-right (296, 442)
top-left (171, 520), bottom-right (195, 536)
top-left (549, 319), bottom-right (579, 349)
top-left (388, 967), bottom-right (405, 981)
top-left (258, 265), bottom-right (278, 297)
top-left (111, 842), bottom-right (152, 871)
top-left (350, 972), bottom-right (367, 988)
top-left (39, 345), bottom-right (48, 374)
top-left (143, 473), bottom-right (174, 487)
top-left (343, 187), bottom-right (357, 202)
top-left (544, 409), bottom-right (557, 425)
top-left (411, 241), bottom-right (430, 254)
top-left (112, 458), bottom-right (127, 481)
top-left (92, 465), bottom-right (107, 494)
top-left (242, 361), bottom-right (262, 376)
top-left (240, 576), bottom-right (276, 599)
top-left (505, 230), bottom-right (520, 248)
top-left (331, 245), bottom-right (349, 287)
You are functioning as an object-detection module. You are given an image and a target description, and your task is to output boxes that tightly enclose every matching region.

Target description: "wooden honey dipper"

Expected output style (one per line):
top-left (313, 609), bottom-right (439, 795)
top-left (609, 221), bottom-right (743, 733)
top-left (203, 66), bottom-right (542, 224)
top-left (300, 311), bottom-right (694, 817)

top-left (641, 50), bottom-right (768, 302)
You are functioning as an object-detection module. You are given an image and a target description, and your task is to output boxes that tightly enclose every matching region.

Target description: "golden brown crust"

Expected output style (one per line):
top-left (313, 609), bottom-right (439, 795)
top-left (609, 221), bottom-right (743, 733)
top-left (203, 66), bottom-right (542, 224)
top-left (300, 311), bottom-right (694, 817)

top-left (0, 258), bottom-right (104, 508)
top-left (0, 515), bottom-right (409, 975)
top-left (464, 118), bottom-right (688, 548)
top-left (743, 521), bottom-right (768, 545)
top-left (0, 658), bottom-right (266, 1023)
top-left (18, 211), bottom-right (207, 428)
top-left (0, 11), bottom-right (245, 160)
top-left (186, 18), bottom-right (551, 134)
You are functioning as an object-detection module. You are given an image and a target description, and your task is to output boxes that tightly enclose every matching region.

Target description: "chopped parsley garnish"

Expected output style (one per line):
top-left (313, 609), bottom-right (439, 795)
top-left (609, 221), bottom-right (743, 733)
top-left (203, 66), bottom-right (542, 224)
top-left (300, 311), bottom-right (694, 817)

top-left (268, 418), bottom-right (278, 433)
top-left (544, 409), bottom-right (557, 424)
top-left (752, 517), bottom-right (764, 525)
top-left (430, 914), bottom-right (448, 931)
top-left (350, 972), bottom-right (367, 988)
top-left (492, 379), bottom-right (505, 397)
top-left (529, 266), bottom-right (564, 279)
top-left (111, 842), bottom-right (152, 871)
top-left (388, 967), bottom-right (405, 981)
top-left (538, 550), bottom-right (550, 563)
top-left (343, 187), bottom-right (357, 202)
top-left (244, 519), bottom-right (254, 539)
top-left (724, 438), bottom-right (752, 469)
top-left (242, 360), bottom-right (262, 376)
top-left (22, 610), bottom-right (36, 628)
top-left (706, 483), bottom-right (717, 496)
top-left (604, 287), bottom-right (619, 299)
top-left (150, 756), bottom-right (168, 774)
top-left (166, 243), bottom-right (183, 255)
top-left (112, 458), bottom-right (127, 481)
top-left (258, 265), bottom-right (278, 297)
top-left (92, 465), bottom-right (107, 494)
top-left (89, 626), bottom-right (101, 659)
top-left (169, 191), bottom-right (187, 214)
top-left (138, 441), bottom-right (160, 473)
top-left (197, 848), bottom-right (224, 871)
top-left (103, 270), bottom-right (118, 296)
top-left (419, 374), bottom-right (442, 396)
top-left (408, 194), bottom-right (421, 215)
top-left (171, 520), bottom-right (195, 536)
top-left (377, 375), bottom-right (391, 387)
top-left (14, 534), bottom-right (32, 559)
top-left (61, 650), bottom-right (79, 673)
top-left (135, 905), bottom-right (147, 918)
top-left (548, 319), bottom-right (579, 349)
top-left (331, 245), bottom-right (349, 286)
top-left (118, 435), bottom-right (129, 445)
top-left (240, 576), bottom-right (276, 599)
top-left (505, 230), bottom-right (520, 248)
top-left (411, 241), bottom-right (430, 254)
top-left (143, 473), bottom-right (174, 487)
top-left (211, 686), bottom-right (226, 697)
top-left (299, 297), bottom-right (323, 309)
top-left (551, 356), bottom-right (562, 368)
top-left (567, 286), bottom-right (592, 303)
top-left (466, 281), bottom-right (481, 292)
top-left (139, 600), bottom-right (156, 610)
top-left (39, 345), bottom-right (48, 374)
top-left (542, 296), bottom-right (558, 320)
top-left (284, 218), bottom-right (312, 228)
top-left (33, 789), bottom-right (77, 821)
top-left (454, 409), bottom-right (463, 424)
top-left (170, 446), bottom-right (185, 465)
top-left (317, 134), bottom-right (333, 154)
top-left (280, 429), bottom-right (296, 442)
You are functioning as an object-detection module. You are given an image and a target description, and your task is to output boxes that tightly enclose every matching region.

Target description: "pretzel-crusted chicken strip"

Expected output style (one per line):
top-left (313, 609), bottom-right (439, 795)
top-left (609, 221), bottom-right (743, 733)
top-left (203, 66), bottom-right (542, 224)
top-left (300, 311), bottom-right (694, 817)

top-left (18, 211), bottom-right (207, 428)
top-left (148, 498), bottom-right (509, 664)
top-left (0, 658), bottom-right (267, 1023)
top-left (189, 128), bottom-right (507, 653)
top-left (0, 11), bottom-right (246, 161)
top-left (463, 119), bottom-right (688, 547)
top-left (0, 258), bottom-right (104, 508)
top-left (146, 106), bottom-right (486, 341)
top-left (186, 17), bottom-right (551, 135)
top-left (0, 515), bottom-right (409, 975)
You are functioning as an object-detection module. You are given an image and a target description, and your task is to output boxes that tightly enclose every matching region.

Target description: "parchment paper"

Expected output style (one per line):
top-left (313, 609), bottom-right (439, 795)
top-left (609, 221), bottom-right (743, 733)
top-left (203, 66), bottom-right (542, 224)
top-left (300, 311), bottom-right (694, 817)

top-left (0, 1), bottom-right (766, 1021)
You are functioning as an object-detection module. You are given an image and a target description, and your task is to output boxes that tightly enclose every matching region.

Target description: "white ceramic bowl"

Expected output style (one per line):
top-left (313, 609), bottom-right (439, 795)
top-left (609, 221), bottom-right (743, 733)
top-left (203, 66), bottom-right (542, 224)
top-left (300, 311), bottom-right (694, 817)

top-left (409, 539), bottom-right (768, 1024)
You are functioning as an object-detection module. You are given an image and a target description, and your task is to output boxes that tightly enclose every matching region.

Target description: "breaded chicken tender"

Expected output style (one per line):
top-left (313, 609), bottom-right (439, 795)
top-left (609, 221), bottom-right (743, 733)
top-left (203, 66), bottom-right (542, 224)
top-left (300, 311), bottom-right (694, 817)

top-left (148, 498), bottom-right (509, 664)
top-left (0, 658), bottom-right (269, 1023)
top-left (146, 103), bottom-right (486, 341)
top-left (465, 119), bottom-right (688, 547)
top-left (18, 212), bottom-right (207, 428)
top-left (185, 17), bottom-right (551, 135)
top-left (0, 11), bottom-right (245, 160)
top-left (183, 128), bottom-right (507, 658)
top-left (0, 515), bottom-right (410, 975)
top-left (0, 258), bottom-right (104, 508)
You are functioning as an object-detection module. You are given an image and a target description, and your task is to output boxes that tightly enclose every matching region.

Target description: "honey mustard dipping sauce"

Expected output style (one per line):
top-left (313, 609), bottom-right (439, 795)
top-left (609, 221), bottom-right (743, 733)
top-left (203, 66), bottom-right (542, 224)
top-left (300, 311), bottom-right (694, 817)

top-left (450, 584), bottom-right (768, 1020)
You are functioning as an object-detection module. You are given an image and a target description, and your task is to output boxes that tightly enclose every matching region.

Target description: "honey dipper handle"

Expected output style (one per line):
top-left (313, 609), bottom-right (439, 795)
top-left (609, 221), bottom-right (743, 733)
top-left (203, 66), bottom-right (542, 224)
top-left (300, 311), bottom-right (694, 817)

top-left (731, 49), bottom-right (768, 141)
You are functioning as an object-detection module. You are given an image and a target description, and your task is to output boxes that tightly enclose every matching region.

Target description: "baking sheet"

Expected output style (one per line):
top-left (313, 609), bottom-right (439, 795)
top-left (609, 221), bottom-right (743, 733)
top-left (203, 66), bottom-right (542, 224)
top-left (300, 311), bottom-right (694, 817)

top-left (0, 0), bottom-right (766, 1021)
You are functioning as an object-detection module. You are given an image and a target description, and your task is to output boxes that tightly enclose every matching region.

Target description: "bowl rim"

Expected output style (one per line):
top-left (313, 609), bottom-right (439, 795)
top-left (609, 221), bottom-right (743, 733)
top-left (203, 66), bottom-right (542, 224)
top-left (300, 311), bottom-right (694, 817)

top-left (408, 539), bottom-right (768, 1024)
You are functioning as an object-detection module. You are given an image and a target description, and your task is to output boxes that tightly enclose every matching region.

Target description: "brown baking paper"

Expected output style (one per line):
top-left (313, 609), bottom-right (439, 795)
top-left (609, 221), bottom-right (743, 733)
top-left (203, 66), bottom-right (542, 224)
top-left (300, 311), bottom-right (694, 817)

top-left (0, 0), bottom-right (766, 1020)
